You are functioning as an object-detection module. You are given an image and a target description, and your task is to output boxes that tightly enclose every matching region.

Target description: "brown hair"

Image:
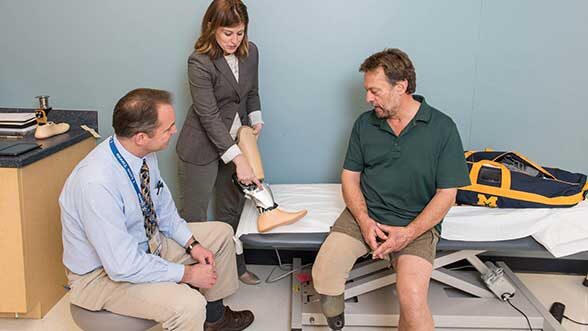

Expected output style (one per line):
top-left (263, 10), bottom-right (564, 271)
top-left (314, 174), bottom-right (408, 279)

top-left (194, 0), bottom-right (249, 59)
top-left (359, 48), bottom-right (416, 94)
top-left (112, 88), bottom-right (173, 138)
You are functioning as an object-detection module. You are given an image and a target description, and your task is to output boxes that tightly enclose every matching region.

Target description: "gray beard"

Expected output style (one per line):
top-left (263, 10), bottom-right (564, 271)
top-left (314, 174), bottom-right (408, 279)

top-left (374, 107), bottom-right (398, 119)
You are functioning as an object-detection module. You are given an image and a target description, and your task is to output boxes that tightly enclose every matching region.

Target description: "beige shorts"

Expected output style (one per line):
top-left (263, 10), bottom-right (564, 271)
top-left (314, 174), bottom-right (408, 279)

top-left (331, 208), bottom-right (439, 264)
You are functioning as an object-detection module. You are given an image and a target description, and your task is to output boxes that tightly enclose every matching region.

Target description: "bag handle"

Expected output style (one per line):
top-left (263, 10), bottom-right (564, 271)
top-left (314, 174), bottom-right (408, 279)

top-left (469, 160), bottom-right (511, 190)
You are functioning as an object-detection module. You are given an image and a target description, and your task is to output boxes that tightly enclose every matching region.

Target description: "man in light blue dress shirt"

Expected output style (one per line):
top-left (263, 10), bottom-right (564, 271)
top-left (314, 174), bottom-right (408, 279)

top-left (59, 88), bottom-right (254, 331)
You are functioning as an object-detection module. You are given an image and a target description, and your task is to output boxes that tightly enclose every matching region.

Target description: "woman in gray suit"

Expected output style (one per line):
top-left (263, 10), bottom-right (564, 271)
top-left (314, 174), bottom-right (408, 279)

top-left (176, 0), bottom-right (262, 285)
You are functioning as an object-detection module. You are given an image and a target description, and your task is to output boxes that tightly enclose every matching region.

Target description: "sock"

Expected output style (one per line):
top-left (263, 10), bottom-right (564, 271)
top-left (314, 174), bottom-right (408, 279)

top-left (206, 299), bottom-right (225, 323)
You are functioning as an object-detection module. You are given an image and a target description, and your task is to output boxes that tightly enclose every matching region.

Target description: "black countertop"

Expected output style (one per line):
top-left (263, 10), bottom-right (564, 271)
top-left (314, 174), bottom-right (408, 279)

top-left (0, 108), bottom-right (98, 168)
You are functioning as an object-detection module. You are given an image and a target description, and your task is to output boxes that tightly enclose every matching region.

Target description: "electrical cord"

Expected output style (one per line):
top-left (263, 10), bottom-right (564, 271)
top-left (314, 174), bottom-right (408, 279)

top-left (563, 315), bottom-right (588, 326)
top-left (502, 294), bottom-right (533, 331)
top-left (550, 301), bottom-right (588, 326)
top-left (265, 248), bottom-right (313, 283)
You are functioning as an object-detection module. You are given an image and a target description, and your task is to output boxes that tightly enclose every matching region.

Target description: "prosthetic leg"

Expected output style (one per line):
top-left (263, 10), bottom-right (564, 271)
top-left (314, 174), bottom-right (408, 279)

top-left (234, 126), bottom-right (307, 232)
top-left (34, 96), bottom-right (70, 139)
top-left (320, 294), bottom-right (345, 330)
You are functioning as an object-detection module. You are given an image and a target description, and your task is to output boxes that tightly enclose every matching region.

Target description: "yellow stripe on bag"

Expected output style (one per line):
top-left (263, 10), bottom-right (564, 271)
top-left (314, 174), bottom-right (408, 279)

top-left (460, 185), bottom-right (585, 206)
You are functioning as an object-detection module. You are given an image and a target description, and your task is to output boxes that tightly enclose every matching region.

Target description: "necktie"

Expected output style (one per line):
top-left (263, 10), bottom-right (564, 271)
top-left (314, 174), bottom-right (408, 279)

top-left (140, 159), bottom-right (159, 252)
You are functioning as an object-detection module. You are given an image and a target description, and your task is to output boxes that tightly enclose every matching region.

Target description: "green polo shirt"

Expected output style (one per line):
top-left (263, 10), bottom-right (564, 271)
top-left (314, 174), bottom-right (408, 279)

top-left (343, 95), bottom-right (470, 233)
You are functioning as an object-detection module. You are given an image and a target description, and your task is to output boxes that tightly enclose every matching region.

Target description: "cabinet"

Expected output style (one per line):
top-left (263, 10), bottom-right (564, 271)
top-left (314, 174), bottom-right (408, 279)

top-left (0, 137), bottom-right (95, 318)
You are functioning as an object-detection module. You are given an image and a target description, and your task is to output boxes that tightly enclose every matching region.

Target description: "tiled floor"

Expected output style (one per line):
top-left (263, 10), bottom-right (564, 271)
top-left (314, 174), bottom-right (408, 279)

top-left (0, 265), bottom-right (586, 331)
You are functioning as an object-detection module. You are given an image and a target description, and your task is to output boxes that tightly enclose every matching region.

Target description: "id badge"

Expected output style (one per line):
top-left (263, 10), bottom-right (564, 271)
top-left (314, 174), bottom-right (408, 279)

top-left (148, 228), bottom-right (163, 256)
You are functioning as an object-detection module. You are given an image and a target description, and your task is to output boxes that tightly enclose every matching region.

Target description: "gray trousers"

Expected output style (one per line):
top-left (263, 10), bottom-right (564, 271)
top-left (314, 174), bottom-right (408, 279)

top-left (178, 158), bottom-right (247, 275)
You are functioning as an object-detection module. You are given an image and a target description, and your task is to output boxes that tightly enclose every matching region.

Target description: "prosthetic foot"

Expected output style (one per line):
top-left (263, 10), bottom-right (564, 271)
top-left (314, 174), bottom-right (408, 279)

top-left (320, 294), bottom-right (345, 330)
top-left (34, 122), bottom-right (70, 139)
top-left (234, 126), bottom-right (307, 232)
top-left (34, 96), bottom-right (70, 139)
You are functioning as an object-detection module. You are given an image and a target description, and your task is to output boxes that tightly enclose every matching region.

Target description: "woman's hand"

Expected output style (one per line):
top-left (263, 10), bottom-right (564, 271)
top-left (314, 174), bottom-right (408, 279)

top-left (233, 154), bottom-right (261, 188)
top-left (252, 123), bottom-right (263, 136)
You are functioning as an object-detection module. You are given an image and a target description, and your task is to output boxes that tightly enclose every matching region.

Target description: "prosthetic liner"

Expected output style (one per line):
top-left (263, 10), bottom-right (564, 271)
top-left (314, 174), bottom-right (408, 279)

top-left (233, 126), bottom-right (307, 232)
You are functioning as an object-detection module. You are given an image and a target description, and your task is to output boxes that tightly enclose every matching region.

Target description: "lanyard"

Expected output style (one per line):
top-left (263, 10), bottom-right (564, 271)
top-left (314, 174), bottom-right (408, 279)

top-left (109, 137), bottom-right (146, 211)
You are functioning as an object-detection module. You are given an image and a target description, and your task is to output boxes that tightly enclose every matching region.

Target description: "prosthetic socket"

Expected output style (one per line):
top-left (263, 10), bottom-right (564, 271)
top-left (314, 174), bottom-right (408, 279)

top-left (234, 126), bottom-right (307, 232)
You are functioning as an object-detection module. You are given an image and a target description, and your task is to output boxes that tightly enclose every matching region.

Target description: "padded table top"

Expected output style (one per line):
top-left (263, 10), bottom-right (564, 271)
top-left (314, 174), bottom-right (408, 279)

top-left (239, 233), bottom-right (545, 252)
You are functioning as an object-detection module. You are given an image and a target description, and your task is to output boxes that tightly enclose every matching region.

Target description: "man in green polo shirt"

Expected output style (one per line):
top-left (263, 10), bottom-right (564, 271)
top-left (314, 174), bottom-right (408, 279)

top-left (312, 49), bottom-right (470, 331)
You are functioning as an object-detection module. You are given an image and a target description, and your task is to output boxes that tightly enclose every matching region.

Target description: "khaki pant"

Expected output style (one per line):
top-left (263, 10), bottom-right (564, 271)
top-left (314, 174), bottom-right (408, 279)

top-left (312, 209), bottom-right (439, 295)
top-left (67, 222), bottom-right (239, 331)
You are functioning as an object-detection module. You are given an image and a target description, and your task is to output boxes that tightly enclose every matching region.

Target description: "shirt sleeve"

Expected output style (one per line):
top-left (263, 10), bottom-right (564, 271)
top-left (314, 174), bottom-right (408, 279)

top-left (248, 111), bottom-right (264, 126)
top-left (79, 183), bottom-right (185, 283)
top-left (343, 119), bottom-right (364, 172)
top-left (154, 178), bottom-right (193, 247)
top-left (220, 144), bottom-right (242, 164)
top-left (436, 123), bottom-right (471, 189)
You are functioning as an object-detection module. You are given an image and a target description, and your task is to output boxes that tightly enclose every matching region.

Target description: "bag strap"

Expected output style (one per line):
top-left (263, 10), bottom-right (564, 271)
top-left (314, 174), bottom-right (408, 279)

top-left (469, 160), bottom-right (511, 190)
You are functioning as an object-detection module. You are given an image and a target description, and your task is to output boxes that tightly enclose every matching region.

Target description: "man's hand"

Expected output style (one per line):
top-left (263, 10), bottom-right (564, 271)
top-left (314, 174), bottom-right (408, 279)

top-left (181, 264), bottom-right (217, 289)
top-left (357, 217), bottom-right (388, 252)
top-left (252, 123), bottom-right (263, 136)
top-left (190, 244), bottom-right (215, 266)
top-left (371, 224), bottom-right (416, 259)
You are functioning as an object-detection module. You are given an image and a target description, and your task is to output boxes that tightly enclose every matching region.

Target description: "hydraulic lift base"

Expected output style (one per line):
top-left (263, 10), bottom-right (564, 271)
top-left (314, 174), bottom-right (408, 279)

top-left (290, 257), bottom-right (563, 331)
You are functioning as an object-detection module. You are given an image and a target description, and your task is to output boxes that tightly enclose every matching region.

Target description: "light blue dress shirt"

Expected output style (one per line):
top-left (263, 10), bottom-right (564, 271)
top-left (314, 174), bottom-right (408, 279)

top-left (59, 136), bottom-right (193, 283)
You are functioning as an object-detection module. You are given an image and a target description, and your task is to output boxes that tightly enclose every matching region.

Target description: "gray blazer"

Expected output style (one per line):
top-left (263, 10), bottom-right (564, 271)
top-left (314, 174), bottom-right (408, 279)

top-left (176, 41), bottom-right (261, 165)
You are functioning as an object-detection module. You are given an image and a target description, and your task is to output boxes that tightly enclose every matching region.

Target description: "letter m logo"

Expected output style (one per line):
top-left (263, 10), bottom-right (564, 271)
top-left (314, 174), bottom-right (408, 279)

top-left (477, 194), bottom-right (498, 207)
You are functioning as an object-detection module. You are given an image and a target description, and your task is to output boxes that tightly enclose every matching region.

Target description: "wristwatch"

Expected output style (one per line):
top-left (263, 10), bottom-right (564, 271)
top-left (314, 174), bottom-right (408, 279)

top-left (185, 237), bottom-right (200, 255)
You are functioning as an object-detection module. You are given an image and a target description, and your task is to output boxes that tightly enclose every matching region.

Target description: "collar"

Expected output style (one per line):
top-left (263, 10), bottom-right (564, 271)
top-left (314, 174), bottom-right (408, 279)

top-left (411, 95), bottom-right (432, 123)
top-left (112, 135), bottom-right (145, 174)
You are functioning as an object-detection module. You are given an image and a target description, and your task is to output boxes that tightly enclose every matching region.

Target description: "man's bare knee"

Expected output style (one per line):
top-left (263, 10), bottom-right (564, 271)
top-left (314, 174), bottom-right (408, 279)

top-left (396, 258), bottom-right (431, 315)
top-left (397, 284), bottom-right (428, 309)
